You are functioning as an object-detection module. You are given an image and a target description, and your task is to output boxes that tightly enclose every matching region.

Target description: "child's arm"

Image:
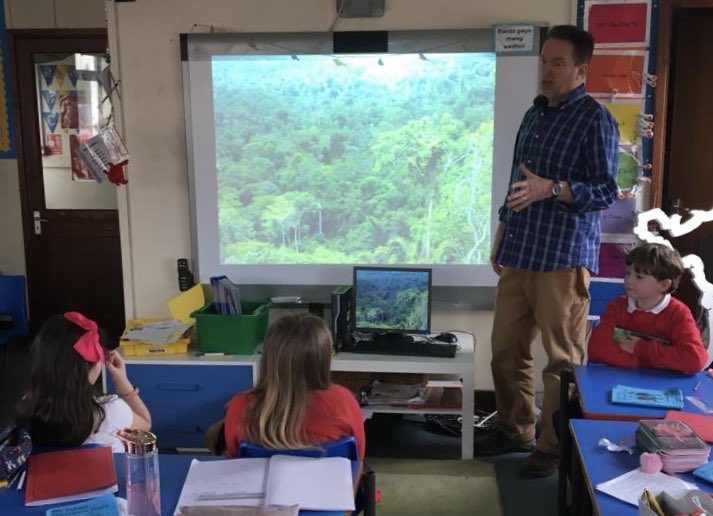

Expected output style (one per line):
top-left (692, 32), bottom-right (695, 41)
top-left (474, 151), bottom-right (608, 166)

top-left (634, 302), bottom-right (708, 373)
top-left (106, 351), bottom-right (151, 430)
top-left (587, 298), bottom-right (640, 368)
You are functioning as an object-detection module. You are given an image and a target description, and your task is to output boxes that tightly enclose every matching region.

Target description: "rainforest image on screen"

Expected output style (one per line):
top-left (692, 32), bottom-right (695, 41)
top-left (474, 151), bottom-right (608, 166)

top-left (354, 269), bottom-right (430, 332)
top-left (213, 52), bottom-right (496, 265)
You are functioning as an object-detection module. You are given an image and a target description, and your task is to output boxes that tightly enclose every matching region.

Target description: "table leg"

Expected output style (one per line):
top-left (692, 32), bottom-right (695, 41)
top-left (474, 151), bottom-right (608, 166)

top-left (461, 372), bottom-right (474, 459)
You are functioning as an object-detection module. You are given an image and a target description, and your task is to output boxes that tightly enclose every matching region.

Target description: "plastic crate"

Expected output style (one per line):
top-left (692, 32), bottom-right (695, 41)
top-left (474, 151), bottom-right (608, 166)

top-left (191, 301), bottom-right (270, 354)
top-left (119, 318), bottom-right (191, 356)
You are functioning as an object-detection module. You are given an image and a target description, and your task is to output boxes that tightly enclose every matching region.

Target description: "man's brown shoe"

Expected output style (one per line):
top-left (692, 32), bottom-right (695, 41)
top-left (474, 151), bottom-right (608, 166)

top-left (474, 430), bottom-right (535, 456)
top-left (520, 450), bottom-right (559, 478)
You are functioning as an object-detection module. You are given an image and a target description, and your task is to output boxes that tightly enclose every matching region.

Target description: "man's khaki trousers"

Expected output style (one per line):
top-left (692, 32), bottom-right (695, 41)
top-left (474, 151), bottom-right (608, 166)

top-left (491, 266), bottom-right (591, 455)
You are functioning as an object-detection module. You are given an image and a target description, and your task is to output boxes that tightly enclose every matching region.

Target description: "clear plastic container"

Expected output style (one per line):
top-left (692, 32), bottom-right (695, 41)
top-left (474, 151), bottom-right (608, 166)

top-left (117, 429), bottom-right (161, 516)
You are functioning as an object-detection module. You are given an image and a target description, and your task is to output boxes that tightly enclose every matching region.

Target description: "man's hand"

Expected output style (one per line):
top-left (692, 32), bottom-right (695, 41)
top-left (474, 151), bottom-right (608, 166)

top-left (506, 164), bottom-right (554, 212)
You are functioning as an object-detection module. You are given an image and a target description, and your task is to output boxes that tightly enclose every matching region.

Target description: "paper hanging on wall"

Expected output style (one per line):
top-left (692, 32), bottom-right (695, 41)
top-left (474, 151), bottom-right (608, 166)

top-left (602, 196), bottom-right (637, 235)
top-left (586, 51), bottom-right (646, 97)
top-left (607, 102), bottom-right (642, 143)
top-left (585, 1), bottom-right (649, 46)
top-left (617, 152), bottom-right (638, 192)
top-left (41, 90), bottom-right (58, 111)
top-left (39, 65), bottom-right (57, 87)
top-left (596, 242), bottom-right (635, 278)
top-left (66, 65), bottom-right (79, 88)
top-left (45, 134), bottom-right (62, 156)
top-left (42, 112), bottom-right (59, 133)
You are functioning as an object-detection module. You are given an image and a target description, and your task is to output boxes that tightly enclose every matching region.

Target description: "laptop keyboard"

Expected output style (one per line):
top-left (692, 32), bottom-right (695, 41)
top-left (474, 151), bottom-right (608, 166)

top-left (351, 339), bottom-right (457, 358)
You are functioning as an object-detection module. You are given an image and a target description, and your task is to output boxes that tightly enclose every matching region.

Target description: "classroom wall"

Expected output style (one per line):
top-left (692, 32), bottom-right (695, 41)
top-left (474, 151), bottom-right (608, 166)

top-left (1, 0), bottom-right (574, 390)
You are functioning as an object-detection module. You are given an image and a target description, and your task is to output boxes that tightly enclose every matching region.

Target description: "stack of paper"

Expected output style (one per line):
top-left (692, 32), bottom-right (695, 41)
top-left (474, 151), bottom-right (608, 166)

top-left (121, 320), bottom-right (193, 344)
top-left (636, 419), bottom-right (710, 473)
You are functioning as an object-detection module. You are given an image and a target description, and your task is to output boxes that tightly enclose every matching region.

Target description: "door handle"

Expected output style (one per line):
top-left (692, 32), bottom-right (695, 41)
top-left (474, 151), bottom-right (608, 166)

top-left (32, 210), bottom-right (48, 235)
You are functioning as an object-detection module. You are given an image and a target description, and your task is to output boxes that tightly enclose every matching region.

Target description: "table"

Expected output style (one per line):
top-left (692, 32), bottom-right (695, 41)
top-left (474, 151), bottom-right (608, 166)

top-left (569, 419), bottom-right (711, 516)
top-left (574, 364), bottom-right (713, 420)
top-left (0, 453), bottom-right (359, 515)
top-left (331, 331), bottom-right (475, 459)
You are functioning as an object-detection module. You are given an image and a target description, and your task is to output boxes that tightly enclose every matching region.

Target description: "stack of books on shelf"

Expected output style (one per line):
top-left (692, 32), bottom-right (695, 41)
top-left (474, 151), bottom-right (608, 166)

top-left (636, 419), bottom-right (710, 473)
top-left (210, 276), bottom-right (242, 315)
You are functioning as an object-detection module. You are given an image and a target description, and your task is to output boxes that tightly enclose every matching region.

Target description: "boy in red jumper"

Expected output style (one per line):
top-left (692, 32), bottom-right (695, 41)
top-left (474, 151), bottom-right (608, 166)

top-left (588, 243), bottom-right (708, 373)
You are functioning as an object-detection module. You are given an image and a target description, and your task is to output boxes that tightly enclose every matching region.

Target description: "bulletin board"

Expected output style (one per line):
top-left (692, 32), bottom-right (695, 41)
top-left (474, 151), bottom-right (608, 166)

top-left (577, 0), bottom-right (660, 277)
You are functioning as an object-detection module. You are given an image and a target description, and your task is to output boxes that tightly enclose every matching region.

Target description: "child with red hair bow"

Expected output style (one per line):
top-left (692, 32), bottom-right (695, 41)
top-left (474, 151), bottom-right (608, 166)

top-left (15, 313), bottom-right (151, 452)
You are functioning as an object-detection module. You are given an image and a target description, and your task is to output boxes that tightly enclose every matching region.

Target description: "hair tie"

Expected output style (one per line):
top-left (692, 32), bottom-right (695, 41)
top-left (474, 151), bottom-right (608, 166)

top-left (64, 312), bottom-right (104, 363)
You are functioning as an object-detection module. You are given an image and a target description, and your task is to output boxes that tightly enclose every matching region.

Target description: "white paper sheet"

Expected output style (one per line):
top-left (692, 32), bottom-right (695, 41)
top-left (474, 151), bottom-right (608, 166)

top-left (596, 467), bottom-right (699, 506)
top-left (264, 455), bottom-right (355, 511)
top-left (174, 458), bottom-right (268, 515)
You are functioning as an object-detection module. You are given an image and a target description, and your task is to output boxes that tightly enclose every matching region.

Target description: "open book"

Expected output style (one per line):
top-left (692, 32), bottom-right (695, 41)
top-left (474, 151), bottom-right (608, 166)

top-left (174, 455), bottom-right (355, 515)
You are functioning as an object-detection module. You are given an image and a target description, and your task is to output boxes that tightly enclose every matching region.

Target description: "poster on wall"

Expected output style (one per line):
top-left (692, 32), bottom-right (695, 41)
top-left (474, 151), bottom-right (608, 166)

top-left (0, 1), bottom-right (15, 157)
top-left (584, 1), bottom-right (650, 48)
top-left (586, 50), bottom-right (647, 98)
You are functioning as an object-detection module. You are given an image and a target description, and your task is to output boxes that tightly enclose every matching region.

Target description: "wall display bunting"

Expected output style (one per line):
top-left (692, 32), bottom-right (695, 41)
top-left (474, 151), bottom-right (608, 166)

top-left (0, 0), bottom-right (15, 157)
top-left (578, 0), bottom-right (659, 278)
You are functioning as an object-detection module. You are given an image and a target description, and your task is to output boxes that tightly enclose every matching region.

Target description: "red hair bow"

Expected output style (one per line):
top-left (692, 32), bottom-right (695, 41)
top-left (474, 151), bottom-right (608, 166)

top-left (64, 312), bottom-right (104, 363)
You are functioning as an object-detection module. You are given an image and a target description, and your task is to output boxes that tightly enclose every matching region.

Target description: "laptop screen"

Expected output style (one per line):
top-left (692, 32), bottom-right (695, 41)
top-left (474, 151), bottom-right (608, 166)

top-left (352, 266), bottom-right (432, 334)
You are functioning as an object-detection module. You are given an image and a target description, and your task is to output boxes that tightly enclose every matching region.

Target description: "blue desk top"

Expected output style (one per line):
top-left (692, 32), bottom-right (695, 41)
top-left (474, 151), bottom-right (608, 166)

top-left (0, 453), bottom-right (356, 515)
top-left (570, 419), bottom-right (710, 516)
top-left (574, 364), bottom-right (713, 420)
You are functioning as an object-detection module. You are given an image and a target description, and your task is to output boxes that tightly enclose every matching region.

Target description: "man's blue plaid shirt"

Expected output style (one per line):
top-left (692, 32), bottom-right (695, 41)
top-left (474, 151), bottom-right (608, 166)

top-left (496, 84), bottom-right (619, 274)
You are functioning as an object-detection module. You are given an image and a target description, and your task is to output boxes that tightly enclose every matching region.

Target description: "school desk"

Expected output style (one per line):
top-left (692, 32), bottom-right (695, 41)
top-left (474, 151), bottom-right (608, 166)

top-left (569, 419), bottom-right (711, 516)
top-left (0, 453), bottom-right (359, 516)
top-left (574, 363), bottom-right (713, 420)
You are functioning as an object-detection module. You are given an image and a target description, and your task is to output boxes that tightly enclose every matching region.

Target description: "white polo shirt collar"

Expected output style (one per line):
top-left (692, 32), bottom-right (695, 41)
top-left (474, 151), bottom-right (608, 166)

top-left (626, 294), bottom-right (671, 314)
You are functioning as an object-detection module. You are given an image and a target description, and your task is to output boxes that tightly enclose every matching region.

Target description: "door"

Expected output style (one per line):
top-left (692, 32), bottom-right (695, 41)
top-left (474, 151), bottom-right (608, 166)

top-left (11, 30), bottom-right (125, 338)
top-left (661, 8), bottom-right (713, 312)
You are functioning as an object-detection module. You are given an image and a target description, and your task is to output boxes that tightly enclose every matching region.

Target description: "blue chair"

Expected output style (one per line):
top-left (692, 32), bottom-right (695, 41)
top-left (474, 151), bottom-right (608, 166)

top-left (0, 275), bottom-right (29, 346)
top-left (239, 436), bottom-right (376, 516)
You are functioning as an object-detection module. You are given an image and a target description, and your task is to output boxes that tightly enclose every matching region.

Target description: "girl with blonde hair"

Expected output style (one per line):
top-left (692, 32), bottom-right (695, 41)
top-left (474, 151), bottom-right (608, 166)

top-left (224, 314), bottom-right (365, 458)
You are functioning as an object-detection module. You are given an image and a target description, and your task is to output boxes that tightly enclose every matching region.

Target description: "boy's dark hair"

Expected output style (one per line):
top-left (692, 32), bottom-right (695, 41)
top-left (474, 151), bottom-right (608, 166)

top-left (625, 243), bottom-right (685, 294)
top-left (545, 25), bottom-right (595, 65)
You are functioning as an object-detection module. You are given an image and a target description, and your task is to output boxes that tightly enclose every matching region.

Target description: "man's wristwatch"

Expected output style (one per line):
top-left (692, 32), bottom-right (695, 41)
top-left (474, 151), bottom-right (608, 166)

top-left (551, 181), bottom-right (563, 197)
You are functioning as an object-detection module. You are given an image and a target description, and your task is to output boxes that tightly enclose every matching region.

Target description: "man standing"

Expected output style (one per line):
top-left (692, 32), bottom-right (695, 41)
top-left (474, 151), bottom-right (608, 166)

top-left (476, 25), bottom-right (619, 477)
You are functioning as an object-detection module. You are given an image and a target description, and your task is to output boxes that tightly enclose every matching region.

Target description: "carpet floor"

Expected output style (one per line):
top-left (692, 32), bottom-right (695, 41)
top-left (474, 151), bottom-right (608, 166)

top-left (367, 458), bottom-right (503, 516)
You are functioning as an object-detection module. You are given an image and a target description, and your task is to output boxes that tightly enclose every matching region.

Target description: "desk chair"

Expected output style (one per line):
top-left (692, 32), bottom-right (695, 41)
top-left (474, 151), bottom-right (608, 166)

top-left (239, 436), bottom-right (376, 516)
top-left (0, 276), bottom-right (29, 424)
top-left (0, 275), bottom-right (29, 346)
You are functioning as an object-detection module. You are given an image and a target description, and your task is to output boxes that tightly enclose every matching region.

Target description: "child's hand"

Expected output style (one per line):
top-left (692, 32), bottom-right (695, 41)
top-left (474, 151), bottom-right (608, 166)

top-left (618, 336), bottom-right (639, 354)
top-left (105, 351), bottom-right (129, 383)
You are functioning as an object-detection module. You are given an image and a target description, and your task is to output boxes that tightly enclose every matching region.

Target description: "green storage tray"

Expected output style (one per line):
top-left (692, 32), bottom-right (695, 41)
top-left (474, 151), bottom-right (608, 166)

top-left (191, 301), bottom-right (270, 354)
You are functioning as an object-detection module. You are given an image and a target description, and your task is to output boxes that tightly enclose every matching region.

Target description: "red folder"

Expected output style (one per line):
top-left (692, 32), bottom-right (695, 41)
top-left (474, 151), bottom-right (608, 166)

top-left (24, 446), bottom-right (118, 506)
top-left (665, 411), bottom-right (713, 443)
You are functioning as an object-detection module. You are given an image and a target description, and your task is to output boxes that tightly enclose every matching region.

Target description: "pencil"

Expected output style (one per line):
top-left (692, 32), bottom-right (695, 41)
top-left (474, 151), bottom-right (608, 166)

top-left (16, 470), bottom-right (26, 490)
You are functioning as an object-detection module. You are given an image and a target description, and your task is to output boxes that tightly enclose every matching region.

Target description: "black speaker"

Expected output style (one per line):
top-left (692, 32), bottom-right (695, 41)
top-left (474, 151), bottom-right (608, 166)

top-left (331, 286), bottom-right (354, 351)
top-left (333, 31), bottom-right (387, 53)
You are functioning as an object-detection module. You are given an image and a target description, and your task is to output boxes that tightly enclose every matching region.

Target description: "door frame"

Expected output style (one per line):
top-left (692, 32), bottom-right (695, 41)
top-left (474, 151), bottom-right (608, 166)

top-left (651, 0), bottom-right (713, 208)
top-left (8, 29), bottom-right (119, 333)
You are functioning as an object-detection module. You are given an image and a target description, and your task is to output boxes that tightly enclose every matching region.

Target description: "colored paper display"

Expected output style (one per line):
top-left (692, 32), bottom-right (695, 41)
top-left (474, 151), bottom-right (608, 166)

top-left (602, 196), bottom-right (636, 234)
top-left (617, 151), bottom-right (638, 191)
top-left (587, 2), bottom-right (648, 44)
top-left (607, 102), bottom-right (641, 142)
top-left (597, 242), bottom-right (636, 278)
top-left (586, 52), bottom-right (645, 96)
